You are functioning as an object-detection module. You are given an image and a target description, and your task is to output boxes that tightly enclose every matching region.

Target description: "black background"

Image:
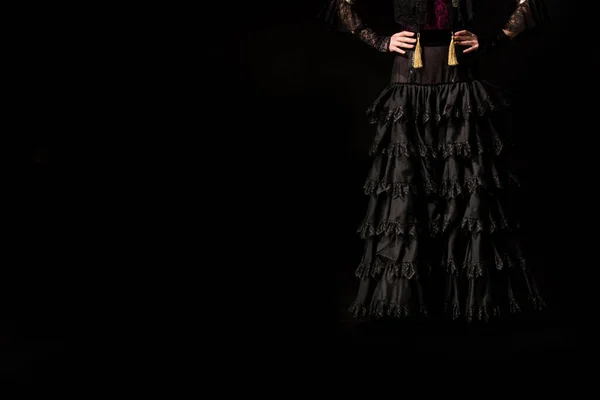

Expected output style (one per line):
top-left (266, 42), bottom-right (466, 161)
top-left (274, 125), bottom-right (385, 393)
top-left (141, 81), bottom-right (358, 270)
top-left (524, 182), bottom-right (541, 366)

top-left (1, 141), bottom-right (67, 383)
top-left (7, 0), bottom-right (599, 382)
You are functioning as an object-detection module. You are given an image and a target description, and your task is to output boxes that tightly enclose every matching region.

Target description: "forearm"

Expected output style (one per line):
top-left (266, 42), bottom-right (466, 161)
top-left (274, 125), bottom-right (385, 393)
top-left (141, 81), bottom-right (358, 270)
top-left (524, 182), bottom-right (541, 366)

top-left (336, 0), bottom-right (390, 52)
top-left (478, 0), bottom-right (547, 52)
top-left (503, 0), bottom-right (547, 39)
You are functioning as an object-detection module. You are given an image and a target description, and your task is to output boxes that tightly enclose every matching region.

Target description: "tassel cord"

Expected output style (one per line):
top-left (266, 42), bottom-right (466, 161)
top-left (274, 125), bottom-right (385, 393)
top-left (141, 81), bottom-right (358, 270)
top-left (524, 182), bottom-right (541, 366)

top-left (412, 32), bottom-right (423, 69)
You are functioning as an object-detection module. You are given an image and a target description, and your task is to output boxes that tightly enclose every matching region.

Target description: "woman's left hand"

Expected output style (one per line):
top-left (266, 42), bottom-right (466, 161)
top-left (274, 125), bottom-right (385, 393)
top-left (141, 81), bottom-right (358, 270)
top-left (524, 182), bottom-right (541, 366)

top-left (453, 30), bottom-right (479, 53)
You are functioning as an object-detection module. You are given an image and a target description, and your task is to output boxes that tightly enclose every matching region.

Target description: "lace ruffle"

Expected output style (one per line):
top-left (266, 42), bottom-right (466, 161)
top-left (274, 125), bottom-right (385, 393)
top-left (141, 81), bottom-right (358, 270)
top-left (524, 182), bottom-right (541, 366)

top-left (350, 78), bottom-right (542, 322)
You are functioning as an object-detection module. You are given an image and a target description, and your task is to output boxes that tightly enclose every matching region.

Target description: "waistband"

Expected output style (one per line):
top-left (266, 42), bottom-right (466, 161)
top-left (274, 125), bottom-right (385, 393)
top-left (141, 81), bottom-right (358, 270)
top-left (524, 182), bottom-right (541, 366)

top-left (417, 30), bottom-right (452, 47)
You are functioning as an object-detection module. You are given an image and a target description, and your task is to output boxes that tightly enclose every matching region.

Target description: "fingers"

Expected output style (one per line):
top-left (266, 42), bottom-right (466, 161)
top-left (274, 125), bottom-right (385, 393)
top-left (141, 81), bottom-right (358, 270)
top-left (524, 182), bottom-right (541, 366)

top-left (454, 30), bottom-right (480, 53)
top-left (455, 36), bottom-right (479, 53)
top-left (462, 44), bottom-right (479, 53)
top-left (454, 30), bottom-right (476, 40)
top-left (454, 39), bottom-right (478, 47)
top-left (390, 45), bottom-right (406, 54)
top-left (389, 31), bottom-right (417, 54)
top-left (390, 37), bottom-right (415, 52)
top-left (391, 39), bottom-right (415, 49)
top-left (454, 30), bottom-right (478, 48)
top-left (392, 31), bottom-right (416, 41)
top-left (391, 33), bottom-right (416, 44)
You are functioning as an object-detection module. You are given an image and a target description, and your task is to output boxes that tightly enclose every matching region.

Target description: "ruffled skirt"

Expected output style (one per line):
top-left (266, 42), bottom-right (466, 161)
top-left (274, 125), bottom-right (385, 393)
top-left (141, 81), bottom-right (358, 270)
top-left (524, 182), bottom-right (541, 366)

top-left (349, 38), bottom-right (544, 322)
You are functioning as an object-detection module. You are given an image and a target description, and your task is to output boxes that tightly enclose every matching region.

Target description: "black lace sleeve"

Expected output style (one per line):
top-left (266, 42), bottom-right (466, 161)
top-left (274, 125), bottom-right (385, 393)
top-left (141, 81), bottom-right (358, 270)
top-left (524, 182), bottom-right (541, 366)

top-left (503, 0), bottom-right (547, 37)
top-left (319, 0), bottom-right (391, 52)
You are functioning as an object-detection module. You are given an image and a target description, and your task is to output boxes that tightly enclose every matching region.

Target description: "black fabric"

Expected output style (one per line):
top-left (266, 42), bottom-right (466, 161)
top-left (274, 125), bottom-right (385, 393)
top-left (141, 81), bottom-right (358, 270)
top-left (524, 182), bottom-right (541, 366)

top-left (319, 0), bottom-right (549, 35)
top-left (393, 0), bottom-right (545, 29)
top-left (228, 0), bottom-right (590, 351)
top-left (390, 42), bottom-right (473, 82)
top-left (312, 0), bottom-right (556, 323)
top-left (393, 0), bottom-right (430, 29)
top-left (349, 44), bottom-right (545, 322)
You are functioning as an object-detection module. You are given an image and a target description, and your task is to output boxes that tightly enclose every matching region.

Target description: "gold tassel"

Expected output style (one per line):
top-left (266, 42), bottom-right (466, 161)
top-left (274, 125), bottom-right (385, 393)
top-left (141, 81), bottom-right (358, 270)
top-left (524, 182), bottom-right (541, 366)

top-left (413, 32), bottom-right (423, 69)
top-left (448, 32), bottom-right (458, 66)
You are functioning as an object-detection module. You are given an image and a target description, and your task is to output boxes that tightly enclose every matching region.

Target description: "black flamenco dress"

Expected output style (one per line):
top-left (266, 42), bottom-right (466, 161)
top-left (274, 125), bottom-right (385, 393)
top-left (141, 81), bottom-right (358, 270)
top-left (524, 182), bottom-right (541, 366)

top-left (325, 0), bottom-right (548, 322)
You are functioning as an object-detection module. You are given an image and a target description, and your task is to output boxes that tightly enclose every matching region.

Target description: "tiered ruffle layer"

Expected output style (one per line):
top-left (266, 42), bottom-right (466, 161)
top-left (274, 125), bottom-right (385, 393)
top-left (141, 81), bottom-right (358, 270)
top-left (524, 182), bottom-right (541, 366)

top-left (349, 81), bottom-right (544, 322)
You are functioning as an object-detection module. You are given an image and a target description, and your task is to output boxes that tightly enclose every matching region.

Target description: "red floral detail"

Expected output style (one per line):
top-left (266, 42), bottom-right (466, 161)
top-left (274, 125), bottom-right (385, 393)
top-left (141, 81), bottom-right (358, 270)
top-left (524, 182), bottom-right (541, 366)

top-left (424, 0), bottom-right (451, 30)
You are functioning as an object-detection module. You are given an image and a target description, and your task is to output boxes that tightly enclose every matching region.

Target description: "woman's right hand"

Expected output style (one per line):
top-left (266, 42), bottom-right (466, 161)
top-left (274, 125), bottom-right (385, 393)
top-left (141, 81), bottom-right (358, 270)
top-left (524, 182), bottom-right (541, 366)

top-left (388, 31), bottom-right (417, 54)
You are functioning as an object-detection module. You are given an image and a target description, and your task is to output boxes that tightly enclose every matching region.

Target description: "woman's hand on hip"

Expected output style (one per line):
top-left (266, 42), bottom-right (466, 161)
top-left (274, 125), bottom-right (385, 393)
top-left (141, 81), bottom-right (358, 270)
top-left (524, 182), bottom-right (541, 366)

top-left (388, 31), bottom-right (417, 54)
top-left (454, 30), bottom-right (479, 53)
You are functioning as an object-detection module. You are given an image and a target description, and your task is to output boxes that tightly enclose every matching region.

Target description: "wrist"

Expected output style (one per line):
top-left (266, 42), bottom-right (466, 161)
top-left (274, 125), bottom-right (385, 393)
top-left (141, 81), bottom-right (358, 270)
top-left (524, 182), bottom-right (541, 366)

top-left (380, 36), bottom-right (392, 53)
top-left (491, 30), bottom-right (510, 47)
top-left (502, 29), bottom-right (515, 39)
top-left (481, 29), bottom-right (511, 53)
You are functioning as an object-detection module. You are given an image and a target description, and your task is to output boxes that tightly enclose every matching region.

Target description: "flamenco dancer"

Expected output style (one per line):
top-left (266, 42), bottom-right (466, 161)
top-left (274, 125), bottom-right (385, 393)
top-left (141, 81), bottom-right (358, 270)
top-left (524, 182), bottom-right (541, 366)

top-left (321, 0), bottom-right (549, 322)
